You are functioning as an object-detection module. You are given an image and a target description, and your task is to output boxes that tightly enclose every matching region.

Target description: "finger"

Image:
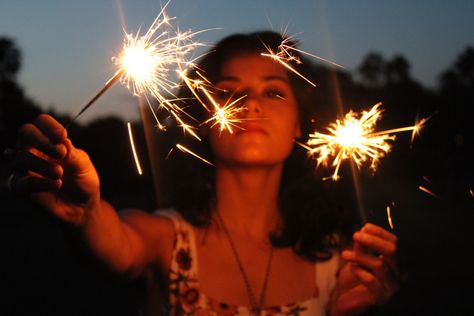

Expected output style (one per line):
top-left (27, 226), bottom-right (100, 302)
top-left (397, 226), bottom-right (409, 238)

top-left (13, 149), bottom-right (63, 180)
top-left (342, 249), bottom-right (401, 286)
top-left (34, 114), bottom-right (67, 144)
top-left (62, 139), bottom-right (91, 173)
top-left (10, 173), bottom-right (62, 195)
top-left (362, 223), bottom-right (398, 243)
top-left (342, 250), bottom-right (384, 272)
top-left (350, 264), bottom-right (388, 305)
top-left (17, 123), bottom-right (67, 160)
top-left (353, 231), bottom-right (397, 257)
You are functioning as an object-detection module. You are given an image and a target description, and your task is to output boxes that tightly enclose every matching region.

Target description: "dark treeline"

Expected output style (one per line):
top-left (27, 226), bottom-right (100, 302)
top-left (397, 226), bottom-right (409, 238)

top-left (1, 36), bottom-right (473, 315)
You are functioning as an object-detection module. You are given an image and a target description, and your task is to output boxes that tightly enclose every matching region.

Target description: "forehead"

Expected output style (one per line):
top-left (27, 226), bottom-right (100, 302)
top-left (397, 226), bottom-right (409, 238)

top-left (219, 53), bottom-right (289, 81)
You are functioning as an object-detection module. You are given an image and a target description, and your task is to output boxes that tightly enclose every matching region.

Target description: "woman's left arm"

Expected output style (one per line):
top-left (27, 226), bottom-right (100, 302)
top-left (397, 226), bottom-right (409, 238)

top-left (328, 223), bottom-right (401, 316)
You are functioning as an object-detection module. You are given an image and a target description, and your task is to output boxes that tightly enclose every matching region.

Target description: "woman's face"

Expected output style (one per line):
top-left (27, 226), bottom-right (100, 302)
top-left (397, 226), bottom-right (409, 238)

top-left (209, 52), bottom-right (301, 168)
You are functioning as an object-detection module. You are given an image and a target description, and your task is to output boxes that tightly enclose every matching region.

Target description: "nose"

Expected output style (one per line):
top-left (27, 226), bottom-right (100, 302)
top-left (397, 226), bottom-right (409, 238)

top-left (242, 95), bottom-right (262, 116)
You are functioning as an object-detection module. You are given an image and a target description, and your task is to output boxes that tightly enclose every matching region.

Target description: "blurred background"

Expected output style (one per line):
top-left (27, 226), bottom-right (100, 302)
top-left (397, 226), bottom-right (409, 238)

top-left (1, 0), bottom-right (473, 315)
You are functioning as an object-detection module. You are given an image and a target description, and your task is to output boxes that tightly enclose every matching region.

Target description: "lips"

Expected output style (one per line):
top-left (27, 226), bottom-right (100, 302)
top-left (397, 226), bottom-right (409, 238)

top-left (237, 123), bottom-right (267, 134)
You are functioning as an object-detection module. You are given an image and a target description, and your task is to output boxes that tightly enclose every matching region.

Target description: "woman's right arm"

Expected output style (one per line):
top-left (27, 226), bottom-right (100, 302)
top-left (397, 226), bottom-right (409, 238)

top-left (8, 114), bottom-right (173, 278)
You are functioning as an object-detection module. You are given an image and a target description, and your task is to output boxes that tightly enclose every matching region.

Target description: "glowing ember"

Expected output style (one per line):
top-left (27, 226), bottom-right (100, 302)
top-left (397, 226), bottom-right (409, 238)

top-left (176, 144), bottom-right (214, 166)
top-left (419, 185), bottom-right (438, 198)
top-left (127, 122), bottom-right (143, 175)
top-left (386, 205), bottom-right (394, 230)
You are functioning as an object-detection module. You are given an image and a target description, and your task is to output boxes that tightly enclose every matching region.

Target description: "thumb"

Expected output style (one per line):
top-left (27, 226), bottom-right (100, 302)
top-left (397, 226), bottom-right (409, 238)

top-left (62, 138), bottom-right (91, 173)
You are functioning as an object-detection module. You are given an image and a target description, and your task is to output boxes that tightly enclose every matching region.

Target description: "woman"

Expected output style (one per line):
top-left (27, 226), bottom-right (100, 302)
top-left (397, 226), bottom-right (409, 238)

top-left (8, 31), bottom-right (399, 315)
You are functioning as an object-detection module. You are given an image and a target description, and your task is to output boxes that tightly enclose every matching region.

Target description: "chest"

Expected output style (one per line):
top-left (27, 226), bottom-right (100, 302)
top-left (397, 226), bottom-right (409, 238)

top-left (195, 233), bottom-right (318, 307)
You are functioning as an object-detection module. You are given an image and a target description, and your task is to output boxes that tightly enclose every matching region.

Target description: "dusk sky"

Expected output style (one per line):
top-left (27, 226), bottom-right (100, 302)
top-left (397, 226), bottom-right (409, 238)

top-left (1, 0), bottom-right (473, 123)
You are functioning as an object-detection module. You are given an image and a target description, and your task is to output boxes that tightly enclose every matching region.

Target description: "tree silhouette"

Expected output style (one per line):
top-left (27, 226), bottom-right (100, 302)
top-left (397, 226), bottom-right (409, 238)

top-left (0, 37), bottom-right (21, 80)
top-left (0, 37), bottom-right (42, 177)
top-left (358, 52), bottom-right (385, 87)
top-left (385, 55), bottom-right (411, 84)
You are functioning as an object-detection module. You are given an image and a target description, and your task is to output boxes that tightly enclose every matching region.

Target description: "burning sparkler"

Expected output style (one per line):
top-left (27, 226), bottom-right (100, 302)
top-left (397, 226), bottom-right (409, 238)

top-left (69, 0), bottom-right (206, 137)
top-left (302, 102), bottom-right (427, 181)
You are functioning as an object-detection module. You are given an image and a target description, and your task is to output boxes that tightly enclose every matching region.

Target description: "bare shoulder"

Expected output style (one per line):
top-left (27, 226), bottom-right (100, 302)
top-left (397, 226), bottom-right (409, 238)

top-left (119, 209), bottom-right (175, 272)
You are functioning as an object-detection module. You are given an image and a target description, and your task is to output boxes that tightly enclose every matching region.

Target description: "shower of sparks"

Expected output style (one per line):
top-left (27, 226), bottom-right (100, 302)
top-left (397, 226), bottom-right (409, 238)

top-left (127, 122), bottom-right (143, 175)
top-left (261, 34), bottom-right (344, 88)
top-left (178, 70), bottom-right (246, 133)
top-left (70, 0), bottom-right (207, 138)
top-left (176, 144), bottom-right (214, 166)
top-left (386, 205), bottom-right (394, 230)
top-left (304, 102), bottom-right (427, 181)
top-left (419, 176), bottom-right (438, 198)
top-left (201, 95), bottom-right (247, 133)
top-left (419, 185), bottom-right (438, 198)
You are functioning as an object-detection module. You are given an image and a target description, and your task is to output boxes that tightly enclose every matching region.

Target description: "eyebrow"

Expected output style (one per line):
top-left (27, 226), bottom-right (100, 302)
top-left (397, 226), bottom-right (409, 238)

top-left (218, 75), bottom-right (289, 83)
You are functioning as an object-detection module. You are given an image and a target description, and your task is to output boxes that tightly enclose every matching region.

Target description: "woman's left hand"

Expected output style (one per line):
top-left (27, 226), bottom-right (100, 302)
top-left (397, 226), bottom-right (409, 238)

top-left (329, 223), bottom-right (401, 316)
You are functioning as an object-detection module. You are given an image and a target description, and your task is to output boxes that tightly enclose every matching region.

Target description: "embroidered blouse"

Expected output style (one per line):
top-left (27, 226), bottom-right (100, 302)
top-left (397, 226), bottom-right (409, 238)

top-left (158, 210), bottom-right (340, 316)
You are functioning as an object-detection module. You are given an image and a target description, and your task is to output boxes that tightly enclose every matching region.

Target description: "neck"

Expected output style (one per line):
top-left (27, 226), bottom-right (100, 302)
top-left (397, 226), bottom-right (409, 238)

top-left (214, 164), bottom-right (283, 241)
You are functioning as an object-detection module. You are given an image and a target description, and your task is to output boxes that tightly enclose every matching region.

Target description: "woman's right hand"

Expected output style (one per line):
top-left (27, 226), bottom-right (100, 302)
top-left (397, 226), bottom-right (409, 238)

top-left (7, 114), bottom-right (101, 226)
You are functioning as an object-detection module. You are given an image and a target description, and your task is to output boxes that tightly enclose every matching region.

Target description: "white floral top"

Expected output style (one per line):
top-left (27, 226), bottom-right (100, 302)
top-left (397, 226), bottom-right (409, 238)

top-left (159, 210), bottom-right (340, 316)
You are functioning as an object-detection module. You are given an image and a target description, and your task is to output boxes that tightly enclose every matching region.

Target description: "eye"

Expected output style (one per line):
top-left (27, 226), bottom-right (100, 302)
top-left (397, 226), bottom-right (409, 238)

top-left (215, 89), bottom-right (232, 100)
top-left (264, 89), bottom-right (286, 100)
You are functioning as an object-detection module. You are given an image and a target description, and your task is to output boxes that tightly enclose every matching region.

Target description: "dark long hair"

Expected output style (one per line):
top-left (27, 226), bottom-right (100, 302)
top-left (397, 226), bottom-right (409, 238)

top-left (159, 31), bottom-right (353, 261)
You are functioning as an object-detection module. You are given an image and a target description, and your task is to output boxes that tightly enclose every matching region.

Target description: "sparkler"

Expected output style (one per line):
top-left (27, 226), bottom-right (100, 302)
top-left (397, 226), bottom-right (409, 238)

top-left (303, 102), bottom-right (426, 181)
top-left (69, 0), bottom-right (206, 136)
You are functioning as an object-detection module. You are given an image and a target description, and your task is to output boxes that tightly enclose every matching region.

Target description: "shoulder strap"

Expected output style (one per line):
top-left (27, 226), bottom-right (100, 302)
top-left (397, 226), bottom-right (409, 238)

top-left (156, 209), bottom-right (199, 275)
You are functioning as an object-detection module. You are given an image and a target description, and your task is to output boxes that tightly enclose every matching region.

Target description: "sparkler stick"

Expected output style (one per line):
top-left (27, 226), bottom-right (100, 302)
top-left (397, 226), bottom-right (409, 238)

top-left (67, 69), bottom-right (124, 127)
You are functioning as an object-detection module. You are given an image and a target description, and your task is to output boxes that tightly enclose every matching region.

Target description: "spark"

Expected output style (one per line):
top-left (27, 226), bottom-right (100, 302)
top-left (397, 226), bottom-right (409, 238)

top-left (419, 185), bottom-right (438, 198)
top-left (422, 176), bottom-right (432, 184)
top-left (127, 122), bottom-right (143, 175)
top-left (261, 34), bottom-right (344, 88)
top-left (386, 205), bottom-right (394, 230)
top-left (304, 102), bottom-right (427, 181)
top-left (470, 189), bottom-right (473, 199)
top-left (201, 95), bottom-right (247, 133)
top-left (176, 144), bottom-right (214, 166)
top-left (69, 0), bottom-right (206, 139)
top-left (178, 70), bottom-right (246, 133)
